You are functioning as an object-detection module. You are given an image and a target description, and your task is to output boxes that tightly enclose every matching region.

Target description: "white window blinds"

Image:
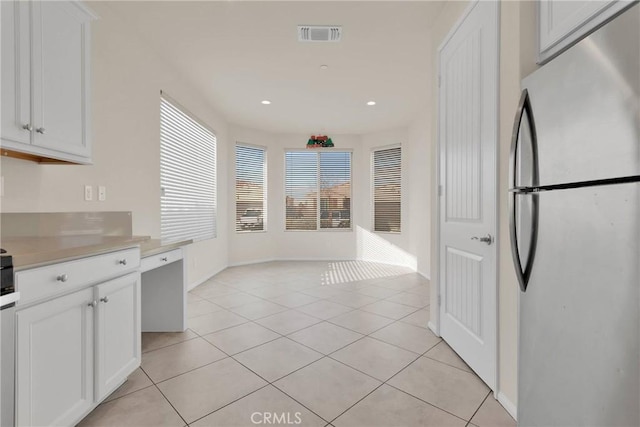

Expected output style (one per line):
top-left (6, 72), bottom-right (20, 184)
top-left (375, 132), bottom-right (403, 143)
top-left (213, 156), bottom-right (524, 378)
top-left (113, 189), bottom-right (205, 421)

top-left (319, 152), bottom-right (351, 229)
top-left (373, 146), bottom-right (401, 232)
top-left (285, 151), bottom-right (351, 231)
top-left (236, 144), bottom-right (266, 232)
top-left (160, 96), bottom-right (217, 242)
top-left (285, 151), bottom-right (318, 230)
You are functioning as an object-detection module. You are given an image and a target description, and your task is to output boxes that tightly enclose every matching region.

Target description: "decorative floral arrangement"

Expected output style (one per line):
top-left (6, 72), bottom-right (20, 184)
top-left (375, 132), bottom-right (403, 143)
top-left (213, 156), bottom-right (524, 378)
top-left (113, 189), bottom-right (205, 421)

top-left (307, 135), bottom-right (334, 148)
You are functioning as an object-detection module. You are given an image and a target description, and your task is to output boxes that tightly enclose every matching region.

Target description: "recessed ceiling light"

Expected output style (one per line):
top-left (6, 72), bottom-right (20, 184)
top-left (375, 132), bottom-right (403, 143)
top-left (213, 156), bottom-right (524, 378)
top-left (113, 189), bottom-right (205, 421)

top-left (320, 64), bottom-right (329, 70)
top-left (261, 100), bottom-right (271, 105)
top-left (367, 101), bottom-right (376, 106)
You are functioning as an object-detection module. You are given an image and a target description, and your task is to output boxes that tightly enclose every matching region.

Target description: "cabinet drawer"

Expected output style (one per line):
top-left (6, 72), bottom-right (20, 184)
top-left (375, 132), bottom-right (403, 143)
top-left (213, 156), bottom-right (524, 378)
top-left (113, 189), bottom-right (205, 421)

top-left (16, 248), bottom-right (140, 306)
top-left (141, 249), bottom-right (182, 273)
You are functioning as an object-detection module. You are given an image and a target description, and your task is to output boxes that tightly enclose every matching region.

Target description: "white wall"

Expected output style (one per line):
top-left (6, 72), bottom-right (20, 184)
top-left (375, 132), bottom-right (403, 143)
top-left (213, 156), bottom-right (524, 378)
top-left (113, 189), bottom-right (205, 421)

top-left (407, 115), bottom-right (433, 278)
top-left (358, 128), bottom-right (417, 271)
top-left (0, 2), bottom-right (230, 287)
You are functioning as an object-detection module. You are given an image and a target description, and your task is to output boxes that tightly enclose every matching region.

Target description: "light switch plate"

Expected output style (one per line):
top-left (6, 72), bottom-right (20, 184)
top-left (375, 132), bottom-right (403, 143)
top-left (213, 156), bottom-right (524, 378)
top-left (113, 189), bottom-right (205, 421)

top-left (84, 185), bottom-right (93, 201)
top-left (98, 186), bottom-right (106, 201)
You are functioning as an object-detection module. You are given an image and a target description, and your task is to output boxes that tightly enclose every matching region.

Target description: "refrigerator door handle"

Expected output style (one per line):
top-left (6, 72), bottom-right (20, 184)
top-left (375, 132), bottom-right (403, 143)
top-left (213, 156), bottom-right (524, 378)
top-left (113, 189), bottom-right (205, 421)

top-left (509, 89), bottom-right (540, 292)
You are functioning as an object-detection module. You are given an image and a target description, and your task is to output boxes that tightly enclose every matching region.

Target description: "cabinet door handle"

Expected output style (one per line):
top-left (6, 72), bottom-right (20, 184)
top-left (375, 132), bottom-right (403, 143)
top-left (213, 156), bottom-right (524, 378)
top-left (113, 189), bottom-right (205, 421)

top-left (161, 257), bottom-right (168, 262)
top-left (22, 124), bottom-right (33, 132)
top-left (56, 274), bottom-right (69, 282)
top-left (118, 259), bottom-right (127, 266)
top-left (100, 296), bottom-right (109, 303)
top-left (88, 300), bottom-right (97, 308)
top-left (35, 127), bottom-right (46, 134)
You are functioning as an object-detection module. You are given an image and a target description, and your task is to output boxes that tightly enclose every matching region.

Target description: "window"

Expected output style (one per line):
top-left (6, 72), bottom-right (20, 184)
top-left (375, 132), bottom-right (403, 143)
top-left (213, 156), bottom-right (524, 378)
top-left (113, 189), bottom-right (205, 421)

top-left (236, 144), bottom-right (266, 232)
top-left (373, 146), bottom-right (401, 232)
top-left (285, 151), bottom-right (351, 231)
top-left (160, 96), bottom-right (216, 242)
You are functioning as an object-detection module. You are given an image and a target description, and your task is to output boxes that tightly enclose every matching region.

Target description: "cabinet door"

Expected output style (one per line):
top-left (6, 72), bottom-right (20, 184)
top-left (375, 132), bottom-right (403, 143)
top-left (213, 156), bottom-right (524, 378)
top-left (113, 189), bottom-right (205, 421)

top-left (95, 272), bottom-right (141, 401)
top-left (31, 1), bottom-right (91, 158)
top-left (538, 0), bottom-right (635, 63)
top-left (1, 0), bottom-right (31, 145)
top-left (16, 288), bottom-right (94, 427)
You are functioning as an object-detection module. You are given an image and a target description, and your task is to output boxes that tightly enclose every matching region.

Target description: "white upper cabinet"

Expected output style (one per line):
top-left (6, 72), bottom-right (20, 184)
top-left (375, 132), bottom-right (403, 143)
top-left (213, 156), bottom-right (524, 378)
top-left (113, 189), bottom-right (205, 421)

top-left (0, 1), bottom-right (96, 164)
top-left (1, 0), bottom-right (31, 146)
top-left (538, 0), bottom-right (636, 63)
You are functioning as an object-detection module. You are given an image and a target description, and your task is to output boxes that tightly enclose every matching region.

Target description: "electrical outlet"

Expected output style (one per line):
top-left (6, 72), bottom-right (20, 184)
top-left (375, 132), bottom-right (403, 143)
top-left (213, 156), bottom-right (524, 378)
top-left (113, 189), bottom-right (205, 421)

top-left (98, 186), bottom-right (106, 201)
top-left (84, 185), bottom-right (93, 201)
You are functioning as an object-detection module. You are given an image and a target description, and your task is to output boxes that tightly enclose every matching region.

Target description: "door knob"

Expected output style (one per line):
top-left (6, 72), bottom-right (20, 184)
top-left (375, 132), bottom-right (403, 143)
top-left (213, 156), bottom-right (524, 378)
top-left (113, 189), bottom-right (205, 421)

top-left (471, 234), bottom-right (494, 245)
top-left (100, 296), bottom-right (109, 303)
top-left (22, 124), bottom-right (33, 131)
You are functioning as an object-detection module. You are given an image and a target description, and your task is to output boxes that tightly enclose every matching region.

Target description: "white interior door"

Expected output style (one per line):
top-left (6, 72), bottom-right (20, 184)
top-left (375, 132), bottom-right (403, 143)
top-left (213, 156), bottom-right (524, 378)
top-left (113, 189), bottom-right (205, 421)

top-left (437, 0), bottom-right (498, 389)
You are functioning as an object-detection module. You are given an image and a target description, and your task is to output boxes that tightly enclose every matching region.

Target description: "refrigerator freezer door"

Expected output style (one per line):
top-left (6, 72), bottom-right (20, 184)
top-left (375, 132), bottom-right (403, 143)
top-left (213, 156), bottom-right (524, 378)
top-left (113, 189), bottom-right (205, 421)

top-left (521, 5), bottom-right (639, 187)
top-left (518, 183), bottom-right (639, 426)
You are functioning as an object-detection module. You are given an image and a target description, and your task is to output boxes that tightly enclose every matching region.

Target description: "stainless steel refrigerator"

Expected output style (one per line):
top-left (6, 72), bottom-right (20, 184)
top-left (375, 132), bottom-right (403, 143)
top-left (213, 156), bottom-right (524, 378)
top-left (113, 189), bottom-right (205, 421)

top-left (510, 4), bottom-right (640, 426)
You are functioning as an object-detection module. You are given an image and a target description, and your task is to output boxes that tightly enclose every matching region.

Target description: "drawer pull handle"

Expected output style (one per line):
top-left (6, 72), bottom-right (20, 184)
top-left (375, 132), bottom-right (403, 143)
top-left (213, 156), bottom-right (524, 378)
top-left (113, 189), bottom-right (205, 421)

top-left (161, 257), bottom-right (168, 262)
top-left (118, 259), bottom-right (128, 266)
top-left (100, 296), bottom-right (109, 304)
top-left (22, 123), bottom-right (33, 132)
top-left (88, 300), bottom-right (97, 308)
top-left (57, 274), bottom-right (69, 283)
top-left (35, 127), bottom-right (46, 134)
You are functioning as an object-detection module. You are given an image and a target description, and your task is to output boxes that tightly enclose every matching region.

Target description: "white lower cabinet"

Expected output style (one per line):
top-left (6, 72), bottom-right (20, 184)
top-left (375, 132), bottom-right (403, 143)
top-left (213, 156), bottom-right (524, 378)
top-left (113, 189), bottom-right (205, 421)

top-left (15, 253), bottom-right (141, 427)
top-left (95, 273), bottom-right (141, 401)
top-left (16, 287), bottom-right (95, 427)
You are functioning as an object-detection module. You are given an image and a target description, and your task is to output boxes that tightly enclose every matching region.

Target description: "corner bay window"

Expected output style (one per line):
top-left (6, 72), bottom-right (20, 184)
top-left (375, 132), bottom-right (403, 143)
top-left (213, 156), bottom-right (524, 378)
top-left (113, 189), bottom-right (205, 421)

top-left (285, 151), bottom-right (352, 231)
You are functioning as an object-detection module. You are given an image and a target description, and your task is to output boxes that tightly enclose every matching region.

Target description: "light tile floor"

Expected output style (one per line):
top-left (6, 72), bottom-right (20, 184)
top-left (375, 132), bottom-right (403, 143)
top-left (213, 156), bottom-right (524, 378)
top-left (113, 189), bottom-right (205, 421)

top-left (79, 261), bottom-right (516, 427)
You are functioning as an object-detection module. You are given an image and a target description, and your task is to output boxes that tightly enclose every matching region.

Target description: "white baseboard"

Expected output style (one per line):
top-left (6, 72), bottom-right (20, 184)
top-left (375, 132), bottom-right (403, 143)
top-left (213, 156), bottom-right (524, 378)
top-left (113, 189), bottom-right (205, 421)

top-left (193, 257), bottom-right (425, 289)
top-left (229, 258), bottom-right (277, 267)
top-left (278, 257), bottom-right (353, 262)
top-left (497, 391), bottom-right (517, 421)
top-left (417, 270), bottom-right (431, 281)
top-left (428, 321), bottom-right (440, 337)
top-left (416, 268), bottom-right (431, 280)
top-left (188, 266), bottom-right (225, 291)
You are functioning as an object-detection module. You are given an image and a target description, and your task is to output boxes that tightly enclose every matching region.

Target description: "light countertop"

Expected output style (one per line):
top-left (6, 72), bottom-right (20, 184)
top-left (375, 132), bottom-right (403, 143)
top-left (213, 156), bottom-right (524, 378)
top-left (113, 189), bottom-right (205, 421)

top-left (140, 239), bottom-right (193, 258)
top-left (2, 235), bottom-right (151, 270)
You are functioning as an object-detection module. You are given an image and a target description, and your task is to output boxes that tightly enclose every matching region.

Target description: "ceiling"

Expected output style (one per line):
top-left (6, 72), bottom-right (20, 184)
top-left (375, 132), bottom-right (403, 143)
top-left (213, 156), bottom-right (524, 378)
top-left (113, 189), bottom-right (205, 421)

top-left (105, 1), bottom-right (446, 134)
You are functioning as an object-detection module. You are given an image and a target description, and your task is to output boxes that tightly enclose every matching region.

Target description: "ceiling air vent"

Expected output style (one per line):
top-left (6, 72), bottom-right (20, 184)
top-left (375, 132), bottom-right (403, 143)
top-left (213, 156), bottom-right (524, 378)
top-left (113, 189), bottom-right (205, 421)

top-left (298, 25), bottom-right (342, 42)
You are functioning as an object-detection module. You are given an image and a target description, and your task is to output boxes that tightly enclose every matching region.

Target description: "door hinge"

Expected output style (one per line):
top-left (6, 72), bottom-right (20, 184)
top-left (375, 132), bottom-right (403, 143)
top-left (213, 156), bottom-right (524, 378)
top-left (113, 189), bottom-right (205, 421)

top-left (437, 295), bottom-right (441, 306)
top-left (438, 185), bottom-right (443, 196)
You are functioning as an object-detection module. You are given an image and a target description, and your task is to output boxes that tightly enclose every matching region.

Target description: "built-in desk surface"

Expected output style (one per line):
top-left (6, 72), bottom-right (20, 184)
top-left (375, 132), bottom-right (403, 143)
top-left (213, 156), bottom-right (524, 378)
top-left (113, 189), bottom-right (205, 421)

top-left (140, 239), bottom-right (192, 258)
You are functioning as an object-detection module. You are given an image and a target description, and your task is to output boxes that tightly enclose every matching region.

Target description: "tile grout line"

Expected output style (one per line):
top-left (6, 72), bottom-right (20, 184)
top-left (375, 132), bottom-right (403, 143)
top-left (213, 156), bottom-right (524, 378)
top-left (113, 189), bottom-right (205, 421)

top-left (158, 269), bottom-right (435, 425)
top-left (184, 329), bottom-right (333, 425)
top-left (467, 390), bottom-right (492, 425)
top-left (322, 336), bottom-right (470, 424)
top-left (138, 364), bottom-right (189, 427)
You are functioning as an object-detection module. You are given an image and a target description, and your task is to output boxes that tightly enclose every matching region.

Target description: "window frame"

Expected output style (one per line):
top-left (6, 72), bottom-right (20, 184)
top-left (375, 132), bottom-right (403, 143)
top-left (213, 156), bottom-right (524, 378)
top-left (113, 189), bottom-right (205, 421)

top-left (371, 144), bottom-right (402, 234)
top-left (283, 148), bottom-right (353, 232)
top-left (235, 142), bottom-right (268, 234)
top-left (160, 92), bottom-right (217, 243)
